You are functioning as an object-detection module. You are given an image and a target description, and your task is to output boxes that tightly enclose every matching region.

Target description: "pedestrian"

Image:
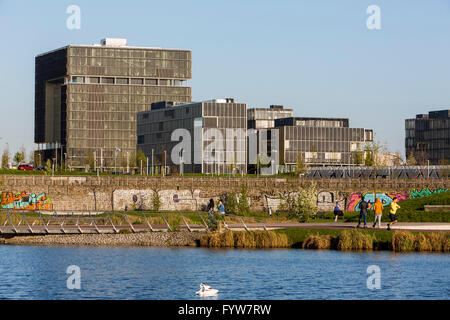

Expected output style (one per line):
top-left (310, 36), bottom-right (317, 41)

top-left (218, 200), bottom-right (226, 215)
top-left (372, 198), bottom-right (383, 228)
top-left (333, 202), bottom-right (343, 222)
top-left (206, 199), bottom-right (215, 214)
top-left (387, 197), bottom-right (400, 231)
top-left (357, 196), bottom-right (370, 228)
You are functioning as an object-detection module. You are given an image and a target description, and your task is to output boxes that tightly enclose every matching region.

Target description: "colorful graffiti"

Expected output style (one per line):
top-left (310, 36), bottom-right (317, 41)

top-left (409, 188), bottom-right (448, 199)
top-left (0, 192), bottom-right (52, 210)
top-left (346, 188), bottom-right (448, 211)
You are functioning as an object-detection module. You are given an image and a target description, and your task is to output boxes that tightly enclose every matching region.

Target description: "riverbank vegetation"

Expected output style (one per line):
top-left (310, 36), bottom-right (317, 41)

top-left (199, 230), bottom-right (290, 248)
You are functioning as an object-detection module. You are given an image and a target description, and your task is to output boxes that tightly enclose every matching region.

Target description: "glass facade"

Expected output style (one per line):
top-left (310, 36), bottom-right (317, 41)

top-left (137, 100), bottom-right (247, 174)
top-left (35, 42), bottom-right (192, 168)
top-left (405, 110), bottom-right (450, 164)
top-left (276, 117), bottom-right (371, 167)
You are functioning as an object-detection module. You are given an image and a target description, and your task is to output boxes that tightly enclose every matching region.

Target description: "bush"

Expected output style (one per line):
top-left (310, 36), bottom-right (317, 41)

top-left (199, 230), bottom-right (289, 248)
top-left (336, 230), bottom-right (373, 251)
top-left (392, 231), bottom-right (415, 251)
top-left (225, 192), bottom-right (238, 215)
top-left (302, 234), bottom-right (332, 249)
top-left (152, 190), bottom-right (161, 211)
top-left (238, 185), bottom-right (250, 215)
top-left (294, 184), bottom-right (318, 223)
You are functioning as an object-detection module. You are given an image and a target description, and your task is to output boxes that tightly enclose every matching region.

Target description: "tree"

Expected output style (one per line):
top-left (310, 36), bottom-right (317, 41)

top-left (238, 185), bottom-right (250, 215)
top-left (295, 153), bottom-right (307, 176)
top-left (294, 183), bottom-right (318, 223)
top-left (406, 152), bottom-right (417, 166)
top-left (13, 151), bottom-right (25, 164)
top-left (353, 151), bottom-right (364, 166)
top-left (225, 192), bottom-right (238, 215)
top-left (136, 149), bottom-right (146, 174)
top-left (1, 147), bottom-right (9, 169)
top-left (45, 159), bottom-right (53, 175)
top-left (85, 151), bottom-right (95, 172)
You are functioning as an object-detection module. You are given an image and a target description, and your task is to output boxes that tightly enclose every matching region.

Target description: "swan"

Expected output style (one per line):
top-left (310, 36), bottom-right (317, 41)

top-left (196, 283), bottom-right (219, 296)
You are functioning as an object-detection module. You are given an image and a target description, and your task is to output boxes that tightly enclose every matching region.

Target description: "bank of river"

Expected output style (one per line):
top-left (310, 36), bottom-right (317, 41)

top-left (1, 231), bottom-right (201, 247)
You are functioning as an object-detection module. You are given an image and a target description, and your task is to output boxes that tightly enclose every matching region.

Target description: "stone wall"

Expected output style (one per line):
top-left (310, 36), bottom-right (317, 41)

top-left (0, 175), bottom-right (449, 212)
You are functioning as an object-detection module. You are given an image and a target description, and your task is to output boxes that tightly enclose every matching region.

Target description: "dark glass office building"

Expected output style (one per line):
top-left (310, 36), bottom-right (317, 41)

top-left (405, 110), bottom-right (450, 164)
top-left (35, 38), bottom-right (192, 169)
top-left (137, 99), bottom-right (247, 174)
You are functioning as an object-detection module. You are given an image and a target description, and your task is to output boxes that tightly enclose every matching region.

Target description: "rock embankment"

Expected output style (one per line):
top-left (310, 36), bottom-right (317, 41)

top-left (2, 231), bottom-right (203, 247)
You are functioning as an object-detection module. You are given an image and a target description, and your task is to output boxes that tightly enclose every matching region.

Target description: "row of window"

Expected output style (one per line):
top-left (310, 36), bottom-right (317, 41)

top-left (69, 47), bottom-right (191, 60)
top-left (69, 76), bottom-right (188, 86)
top-left (68, 65), bottom-right (191, 78)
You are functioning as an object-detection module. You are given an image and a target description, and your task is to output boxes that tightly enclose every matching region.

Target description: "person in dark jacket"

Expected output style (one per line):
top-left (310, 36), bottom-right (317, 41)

top-left (357, 196), bottom-right (370, 228)
top-left (206, 199), bottom-right (215, 214)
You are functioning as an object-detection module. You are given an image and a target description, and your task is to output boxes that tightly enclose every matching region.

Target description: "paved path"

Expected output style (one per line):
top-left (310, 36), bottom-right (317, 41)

top-left (0, 222), bottom-right (449, 235)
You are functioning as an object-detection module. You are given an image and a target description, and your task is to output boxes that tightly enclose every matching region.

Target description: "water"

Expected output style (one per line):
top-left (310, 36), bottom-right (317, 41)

top-left (0, 245), bottom-right (448, 300)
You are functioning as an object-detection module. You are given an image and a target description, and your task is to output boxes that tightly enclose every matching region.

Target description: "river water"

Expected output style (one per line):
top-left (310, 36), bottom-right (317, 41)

top-left (0, 245), bottom-right (448, 300)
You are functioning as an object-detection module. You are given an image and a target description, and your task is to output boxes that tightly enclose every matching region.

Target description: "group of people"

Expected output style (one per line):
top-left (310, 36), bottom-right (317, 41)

top-left (206, 199), bottom-right (226, 215)
top-left (334, 196), bottom-right (400, 230)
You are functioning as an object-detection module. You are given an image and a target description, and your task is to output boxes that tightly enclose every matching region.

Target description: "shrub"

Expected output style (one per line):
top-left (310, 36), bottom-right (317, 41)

top-left (302, 234), bottom-right (332, 249)
top-left (413, 234), bottom-right (432, 251)
top-left (392, 231), bottom-right (416, 252)
top-left (336, 230), bottom-right (373, 251)
top-left (238, 185), bottom-right (250, 215)
top-left (294, 184), bottom-right (318, 223)
top-left (225, 192), bottom-right (238, 215)
top-left (152, 190), bottom-right (161, 211)
top-left (425, 232), bottom-right (446, 251)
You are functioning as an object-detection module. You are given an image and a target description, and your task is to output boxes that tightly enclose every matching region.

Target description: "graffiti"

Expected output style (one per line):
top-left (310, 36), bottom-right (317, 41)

top-left (0, 192), bottom-right (52, 210)
top-left (317, 191), bottom-right (346, 211)
top-left (346, 188), bottom-right (449, 211)
top-left (409, 188), bottom-right (448, 199)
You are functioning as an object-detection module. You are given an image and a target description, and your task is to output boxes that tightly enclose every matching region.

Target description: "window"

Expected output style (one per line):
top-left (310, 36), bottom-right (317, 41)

top-left (101, 77), bottom-right (114, 84)
top-left (88, 77), bottom-right (100, 84)
top-left (137, 135), bottom-right (145, 144)
top-left (145, 79), bottom-right (157, 85)
top-left (116, 78), bottom-right (129, 84)
top-left (130, 78), bottom-right (144, 85)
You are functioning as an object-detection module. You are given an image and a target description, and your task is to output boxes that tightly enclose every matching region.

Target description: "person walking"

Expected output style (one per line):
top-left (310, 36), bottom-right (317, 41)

top-left (333, 202), bottom-right (343, 222)
top-left (372, 198), bottom-right (383, 228)
top-left (206, 199), bottom-right (215, 214)
top-left (387, 197), bottom-right (400, 231)
top-left (357, 196), bottom-right (370, 228)
top-left (218, 200), bottom-right (226, 215)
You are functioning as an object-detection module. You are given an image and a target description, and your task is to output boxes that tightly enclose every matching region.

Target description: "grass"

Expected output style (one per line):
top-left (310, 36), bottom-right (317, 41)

top-left (320, 191), bottom-right (450, 223)
top-left (199, 230), bottom-right (290, 248)
top-left (275, 228), bottom-right (450, 252)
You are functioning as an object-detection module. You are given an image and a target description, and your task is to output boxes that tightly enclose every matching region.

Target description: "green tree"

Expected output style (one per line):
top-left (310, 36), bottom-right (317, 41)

top-left (1, 147), bottom-right (9, 169)
top-left (13, 151), bottom-right (25, 164)
top-left (295, 152), bottom-right (307, 175)
top-left (151, 190), bottom-right (161, 211)
top-left (225, 192), bottom-right (238, 215)
top-left (353, 151), bottom-right (364, 165)
top-left (238, 185), bottom-right (250, 215)
top-left (136, 149), bottom-right (146, 174)
top-left (45, 159), bottom-right (53, 175)
top-left (294, 183), bottom-right (318, 223)
top-left (406, 152), bottom-right (417, 166)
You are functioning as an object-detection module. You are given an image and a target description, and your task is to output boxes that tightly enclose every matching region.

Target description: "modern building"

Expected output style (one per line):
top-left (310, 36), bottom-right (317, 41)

top-left (247, 105), bottom-right (294, 129)
top-left (35, 38), bottom-right (192, 169)
top-left (137, 99), bottom-right (247, 174)
top-left (405, 110), bottom-right (450, 164)
top-left (275, 117), bottom-right (373, 169)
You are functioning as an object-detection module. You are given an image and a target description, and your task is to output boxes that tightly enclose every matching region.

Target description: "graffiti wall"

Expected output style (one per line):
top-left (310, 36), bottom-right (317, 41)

top-left (0, 192), bottom-right (52, 210)
top-left (346, 188), bottom-right (448, 211)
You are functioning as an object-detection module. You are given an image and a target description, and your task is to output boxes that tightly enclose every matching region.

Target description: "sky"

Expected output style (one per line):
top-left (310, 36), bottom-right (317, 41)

top-left (0, 0), bottom-right (449, 159)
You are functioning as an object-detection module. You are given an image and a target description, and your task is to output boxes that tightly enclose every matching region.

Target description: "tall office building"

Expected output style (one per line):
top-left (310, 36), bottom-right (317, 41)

top-left (137, 99), bottom-right (247, 174)
top-left (405, 110), bottom-right (450, 164)
top-left (35, 38), bottom-right (192, 169)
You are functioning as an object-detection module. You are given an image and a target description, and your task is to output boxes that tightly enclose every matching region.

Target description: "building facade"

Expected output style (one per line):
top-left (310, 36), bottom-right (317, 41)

top-left (137, 99), bottom-right (247, 174)
top-left (275, 117), bottom-right (373, 169)
top-left (405, 110), bottom-right (450, 164)
top-left (35, 38), bottom-right (192, 169)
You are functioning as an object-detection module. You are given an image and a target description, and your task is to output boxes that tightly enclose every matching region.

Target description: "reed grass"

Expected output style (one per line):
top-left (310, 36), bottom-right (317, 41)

top-left (200, 230), bottom-right (289, 248)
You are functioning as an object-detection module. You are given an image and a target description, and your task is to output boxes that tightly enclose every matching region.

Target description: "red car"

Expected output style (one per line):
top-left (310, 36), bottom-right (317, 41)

top-left (18, 164), bottom-right (34, 171)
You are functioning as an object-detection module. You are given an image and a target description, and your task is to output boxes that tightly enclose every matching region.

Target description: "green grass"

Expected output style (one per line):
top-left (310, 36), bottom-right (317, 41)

top-left (319, 191), bottom-right (450, 223)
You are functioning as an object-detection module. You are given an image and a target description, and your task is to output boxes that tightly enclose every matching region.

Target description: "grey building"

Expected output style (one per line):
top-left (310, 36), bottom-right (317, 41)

top-left (405, 110), bottom-right (450, 164)
top-left (275, 117), bottom-right (373, 169)
top-left (137, 99), bottom-right (247, 174)
top-left (35, 38), bottom-right (192, 169)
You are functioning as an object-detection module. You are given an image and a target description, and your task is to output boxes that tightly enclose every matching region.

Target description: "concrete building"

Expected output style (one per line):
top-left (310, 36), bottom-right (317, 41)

top-left (137, 99), bottom-right (247, 174)
top-left (405, 110), bottom-right (450, 164)
top-left (35, 38), bottom-right (192, 169)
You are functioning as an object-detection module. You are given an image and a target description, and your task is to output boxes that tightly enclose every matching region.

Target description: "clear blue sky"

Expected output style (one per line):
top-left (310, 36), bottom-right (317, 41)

top-left (0, 0), bottom-right (449, 159)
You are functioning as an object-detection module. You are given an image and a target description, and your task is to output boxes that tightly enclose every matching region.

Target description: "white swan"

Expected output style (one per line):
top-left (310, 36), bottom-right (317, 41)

top-left (196, 283), bottom-right (219, 296)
